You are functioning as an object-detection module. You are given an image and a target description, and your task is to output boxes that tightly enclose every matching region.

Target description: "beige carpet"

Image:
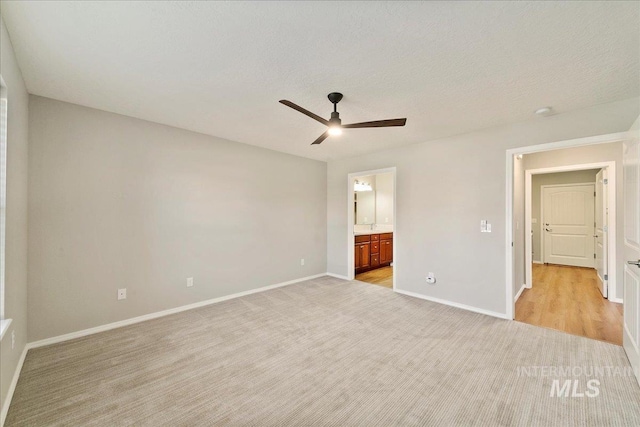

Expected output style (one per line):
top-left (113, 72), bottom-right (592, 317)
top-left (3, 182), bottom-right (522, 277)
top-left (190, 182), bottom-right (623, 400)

top-left (6, 276), bottom-right (640, 426)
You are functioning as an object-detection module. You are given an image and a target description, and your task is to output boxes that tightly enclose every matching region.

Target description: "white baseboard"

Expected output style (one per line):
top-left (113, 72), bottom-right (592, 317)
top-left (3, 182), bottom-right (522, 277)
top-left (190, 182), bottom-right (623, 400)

top-left (514, 284), bottom-right (527, 302)
top-left (1, 344), bottom-right (29, 427)
top-left (610, 296), bottom-right (623, 304)
top-left (394, 289), bottom-right (509, 320)
top-left (28, 273), bottom-right (327, 350)
top-left (533, 260), bottom-right (543, 264)
top-left (326, 272), bottom-right (349, 280)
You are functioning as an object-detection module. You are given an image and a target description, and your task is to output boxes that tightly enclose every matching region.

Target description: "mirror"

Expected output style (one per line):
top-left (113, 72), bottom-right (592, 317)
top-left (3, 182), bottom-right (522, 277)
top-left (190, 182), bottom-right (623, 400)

top-left (354, 173), bottom-right (393, 225)
top-left (356, 191), bottom-right (375, 224)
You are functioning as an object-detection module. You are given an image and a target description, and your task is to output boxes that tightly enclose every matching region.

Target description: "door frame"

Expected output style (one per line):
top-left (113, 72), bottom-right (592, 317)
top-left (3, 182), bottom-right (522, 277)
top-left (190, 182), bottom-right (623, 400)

top-left (505, 132), bottom-right (626, 319)
top-left (539, 182), bottom-right (598, 267)
top-left (526, 163), bottom-right (616, 301)
top-left (347, 167), bottom-right (396, 290)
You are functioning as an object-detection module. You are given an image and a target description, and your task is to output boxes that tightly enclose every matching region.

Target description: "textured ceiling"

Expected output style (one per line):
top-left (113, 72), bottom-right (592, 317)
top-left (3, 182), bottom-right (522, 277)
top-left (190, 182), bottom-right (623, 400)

top-left (2, 1), bottom-right (639, 161)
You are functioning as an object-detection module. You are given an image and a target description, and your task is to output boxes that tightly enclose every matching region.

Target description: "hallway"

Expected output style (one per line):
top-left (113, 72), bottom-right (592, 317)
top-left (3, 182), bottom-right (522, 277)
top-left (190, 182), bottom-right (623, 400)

top-left (515, 264), bottom-right (623, 345)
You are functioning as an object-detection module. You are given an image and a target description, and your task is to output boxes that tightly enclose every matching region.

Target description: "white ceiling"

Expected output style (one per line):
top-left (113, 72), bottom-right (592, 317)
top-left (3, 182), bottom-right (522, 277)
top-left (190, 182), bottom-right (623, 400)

top-left (2, 1), bottom-right (639, 161)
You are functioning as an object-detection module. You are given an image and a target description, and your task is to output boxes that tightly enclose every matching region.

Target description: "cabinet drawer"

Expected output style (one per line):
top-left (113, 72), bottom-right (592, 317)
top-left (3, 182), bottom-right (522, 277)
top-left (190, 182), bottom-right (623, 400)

top-left (371, 234), bottom-right (379, 241)
top-left (379, 233), bottom-right (393, 240)
top-left (370, 242), bottom-right (379, 254)
top-left (355, 235), bottom-right (371, 243)
top-left (370, 255), bottom-right (380, 267)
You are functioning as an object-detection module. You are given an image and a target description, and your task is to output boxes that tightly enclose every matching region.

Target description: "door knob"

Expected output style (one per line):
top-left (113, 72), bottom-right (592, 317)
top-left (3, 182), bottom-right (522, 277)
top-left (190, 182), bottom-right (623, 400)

top-left (594, 235), bottom-right (599, 238)
top-left (628, 260), bottom-right (640, 267)
top-left (545, 228), bottom-right (553, 232)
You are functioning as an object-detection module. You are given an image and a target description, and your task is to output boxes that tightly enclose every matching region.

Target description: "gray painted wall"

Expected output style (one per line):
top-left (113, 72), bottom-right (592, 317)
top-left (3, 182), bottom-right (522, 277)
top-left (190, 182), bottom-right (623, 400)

top-left (28, 96), bottom-right (327, 341)
top-left (0, 16), bottom-right (29, 415)
top-left (531, 169), bottom-right (599, 263)
top-left (521, 142), bottom-right (624, 301)
top-left (328, 98), bottom-right (638, 316)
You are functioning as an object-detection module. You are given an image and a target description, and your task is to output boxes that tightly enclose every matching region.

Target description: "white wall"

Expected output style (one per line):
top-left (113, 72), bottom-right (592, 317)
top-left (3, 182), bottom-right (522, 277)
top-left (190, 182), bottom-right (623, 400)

top-left (375, 173), bottom-right (394, 226)
top-left (520, 142), bottom-right (624, 300)
top-left (530, 169), bottom-right (599, 263)
top-left (27, 96), bottom-right (327, 341)
top-left (513, 155), bottom-right (525, 298)
top-left (327, 98), bottom-right (639, 316)
top-left (0, 15), bottom-right (29, 416)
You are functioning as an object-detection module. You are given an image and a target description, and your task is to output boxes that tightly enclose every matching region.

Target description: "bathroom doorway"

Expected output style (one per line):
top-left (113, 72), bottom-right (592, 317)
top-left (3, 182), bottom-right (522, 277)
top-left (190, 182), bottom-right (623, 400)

top-left (347, 168), bottom-right (396, 289)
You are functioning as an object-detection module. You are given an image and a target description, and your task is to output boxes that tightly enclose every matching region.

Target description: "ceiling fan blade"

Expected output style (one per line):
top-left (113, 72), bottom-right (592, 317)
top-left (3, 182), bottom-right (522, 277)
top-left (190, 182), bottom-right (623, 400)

top-left (342, 118), bottom-right (407, 129)
top-left (279, 100), bottom-right (329, 126)
top-left (311, 131), bottom-right (329, 145)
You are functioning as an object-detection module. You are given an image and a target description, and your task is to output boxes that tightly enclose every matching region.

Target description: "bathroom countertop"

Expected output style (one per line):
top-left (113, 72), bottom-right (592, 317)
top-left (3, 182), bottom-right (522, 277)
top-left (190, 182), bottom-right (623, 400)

top-left (353, 230), bottom-right (393, 236)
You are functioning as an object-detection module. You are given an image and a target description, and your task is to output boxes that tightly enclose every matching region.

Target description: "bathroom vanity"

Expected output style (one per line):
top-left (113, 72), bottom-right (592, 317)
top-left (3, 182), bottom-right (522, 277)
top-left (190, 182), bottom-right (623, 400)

top-left (354, 232), bottom-right (393, 274)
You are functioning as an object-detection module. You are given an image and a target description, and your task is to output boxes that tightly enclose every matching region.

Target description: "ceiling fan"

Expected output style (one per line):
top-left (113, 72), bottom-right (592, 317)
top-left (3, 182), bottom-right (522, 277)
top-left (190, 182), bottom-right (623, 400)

top-left (279, 92), bottom-right (407, 145)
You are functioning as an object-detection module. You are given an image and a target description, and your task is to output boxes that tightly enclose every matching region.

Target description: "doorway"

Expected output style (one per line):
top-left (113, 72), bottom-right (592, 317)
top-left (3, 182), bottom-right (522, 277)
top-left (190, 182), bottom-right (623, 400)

top-left (524, 162), bottom-right (618, 302)
top-left (347, 168), bottom-right (396, 290)
top-left (508, 138), bottom-right (625, 344)
top-left (516, 164), bottom-right (621, 344)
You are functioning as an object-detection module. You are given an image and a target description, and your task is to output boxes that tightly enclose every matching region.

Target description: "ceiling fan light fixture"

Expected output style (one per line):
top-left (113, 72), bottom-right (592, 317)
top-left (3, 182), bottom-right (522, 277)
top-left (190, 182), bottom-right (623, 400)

top-left (328, 126), bottom-right (342, 136)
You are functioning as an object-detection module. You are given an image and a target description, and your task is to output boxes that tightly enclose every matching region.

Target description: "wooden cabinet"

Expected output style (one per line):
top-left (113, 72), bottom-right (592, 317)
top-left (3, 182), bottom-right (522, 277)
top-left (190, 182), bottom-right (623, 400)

top-left (380, 237), bottom-right (393, 264)
top-left (355, 243), bottom-right (370, 271)
top-left (354, 233), bottom-right (392, 274)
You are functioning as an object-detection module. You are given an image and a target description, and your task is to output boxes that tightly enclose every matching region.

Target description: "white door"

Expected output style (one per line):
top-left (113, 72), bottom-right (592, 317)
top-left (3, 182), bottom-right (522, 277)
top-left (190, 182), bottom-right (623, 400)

top-left (595, 169), bottom-right (608, 297)
top-left (623, 117), bottom-right (640, 385)
top-left (542, 184), bottom-right (595, 268)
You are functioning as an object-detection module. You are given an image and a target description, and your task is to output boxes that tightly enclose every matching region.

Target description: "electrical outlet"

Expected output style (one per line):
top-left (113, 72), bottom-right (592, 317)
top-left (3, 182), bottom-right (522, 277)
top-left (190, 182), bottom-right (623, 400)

top-left (300, 258), bottom-right (305, 266)
top-left (117, 288), bottom-right (127, 300)
top-left (426, 273), bottom-right (436, 284)
top-left (11, 330), bottom-right (15, 350)
top-left (187, 277), bottom-right (194, 287)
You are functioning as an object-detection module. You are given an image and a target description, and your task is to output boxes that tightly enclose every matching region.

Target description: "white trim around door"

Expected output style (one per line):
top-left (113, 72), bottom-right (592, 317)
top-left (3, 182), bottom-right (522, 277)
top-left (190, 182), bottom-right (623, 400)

top-left (505, 132), bottom-right (626, 319)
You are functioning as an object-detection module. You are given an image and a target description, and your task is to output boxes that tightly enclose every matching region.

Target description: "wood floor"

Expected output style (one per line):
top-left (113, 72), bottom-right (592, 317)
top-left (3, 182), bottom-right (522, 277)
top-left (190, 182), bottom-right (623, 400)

top-left (355, 266), bottom-right (393, 288)
top-left (516, 264), bottom-right (623, 345)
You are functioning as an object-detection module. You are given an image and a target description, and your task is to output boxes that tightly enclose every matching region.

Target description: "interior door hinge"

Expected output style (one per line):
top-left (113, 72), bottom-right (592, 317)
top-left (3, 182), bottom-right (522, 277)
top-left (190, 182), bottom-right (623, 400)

top-left (594, 253), bottom-right (596, 259)
top-left (604, 274), bottom-right (608, 281)
top-left (603, 178), bottom-right (608, 185)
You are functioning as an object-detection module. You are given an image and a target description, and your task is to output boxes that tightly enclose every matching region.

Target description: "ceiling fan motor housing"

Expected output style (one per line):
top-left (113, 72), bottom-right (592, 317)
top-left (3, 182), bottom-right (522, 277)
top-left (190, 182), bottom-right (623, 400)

top-left (327, 92), bottom-right (343, 104)
top-left (330, 111), bottom-right (341, 125)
